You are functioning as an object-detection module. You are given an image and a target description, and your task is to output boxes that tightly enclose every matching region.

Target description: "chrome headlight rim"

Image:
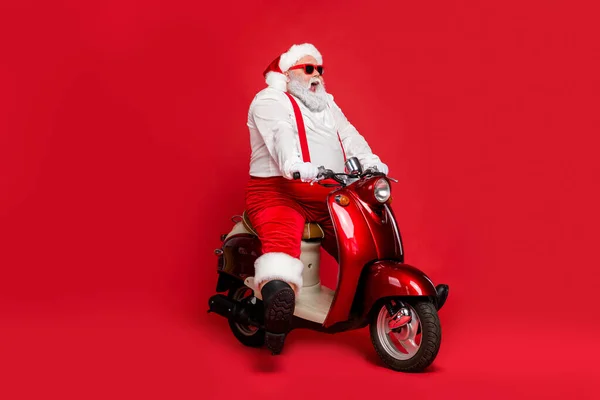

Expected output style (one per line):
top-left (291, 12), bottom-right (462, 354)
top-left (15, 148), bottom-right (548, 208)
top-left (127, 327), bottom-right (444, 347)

top-left (374, 178), bottom-right (391, 203)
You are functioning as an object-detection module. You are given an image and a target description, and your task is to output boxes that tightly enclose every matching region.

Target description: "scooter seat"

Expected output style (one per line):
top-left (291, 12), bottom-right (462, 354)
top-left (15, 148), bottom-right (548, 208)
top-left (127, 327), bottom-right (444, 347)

top-left (242, 211), bottom-right (325, 241)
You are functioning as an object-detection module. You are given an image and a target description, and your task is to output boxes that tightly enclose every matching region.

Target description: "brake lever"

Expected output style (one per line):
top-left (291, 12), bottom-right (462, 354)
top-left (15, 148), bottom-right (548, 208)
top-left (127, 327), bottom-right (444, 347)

top-left (309, 166), bottom-right (328, 186)
top-left (309, 177), bottom-right (323, 186)
top-left (363, 167), bottom-right (398, 182)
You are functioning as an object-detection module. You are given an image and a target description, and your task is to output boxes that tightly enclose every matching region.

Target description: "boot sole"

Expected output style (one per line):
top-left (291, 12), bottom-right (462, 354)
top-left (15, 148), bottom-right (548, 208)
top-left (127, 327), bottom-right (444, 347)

top-left (265, 332), bottom-right (286, 355)
top-left (263, 286), bottom-right (295, 355)
top-left (264, 287), bottom-right (295, 334)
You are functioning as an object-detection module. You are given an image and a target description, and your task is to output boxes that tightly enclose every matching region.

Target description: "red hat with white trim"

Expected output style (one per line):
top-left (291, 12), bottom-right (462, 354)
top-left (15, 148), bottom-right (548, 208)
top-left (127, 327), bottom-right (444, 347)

top-left (263, 43), bottom-right (323, 91)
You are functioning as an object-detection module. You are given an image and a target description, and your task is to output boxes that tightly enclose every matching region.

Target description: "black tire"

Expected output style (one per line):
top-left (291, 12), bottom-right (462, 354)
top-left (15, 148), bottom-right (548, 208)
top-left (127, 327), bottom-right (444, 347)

top-left (369, 299), bottom-right (441, 372)
top-left (227, 286), bottom-right (265, 348)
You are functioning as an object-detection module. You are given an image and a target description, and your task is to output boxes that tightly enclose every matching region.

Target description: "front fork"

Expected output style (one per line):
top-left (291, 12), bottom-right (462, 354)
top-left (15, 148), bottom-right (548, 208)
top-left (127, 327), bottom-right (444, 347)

top-left (383, 283), bottom-right (449, 330)
top-left (385, 300), bottom-right (412, 330)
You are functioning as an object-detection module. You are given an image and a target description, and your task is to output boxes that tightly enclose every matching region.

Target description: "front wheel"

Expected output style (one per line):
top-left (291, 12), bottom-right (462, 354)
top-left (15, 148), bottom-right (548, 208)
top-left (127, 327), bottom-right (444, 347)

top-left (369, 299), bottom-right (441, 372)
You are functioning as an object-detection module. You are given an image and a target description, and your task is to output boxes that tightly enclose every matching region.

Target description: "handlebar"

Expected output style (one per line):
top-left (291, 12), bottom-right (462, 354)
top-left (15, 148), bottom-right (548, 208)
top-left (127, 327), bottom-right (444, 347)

top-left (292, 166), bottom-right (386, 186)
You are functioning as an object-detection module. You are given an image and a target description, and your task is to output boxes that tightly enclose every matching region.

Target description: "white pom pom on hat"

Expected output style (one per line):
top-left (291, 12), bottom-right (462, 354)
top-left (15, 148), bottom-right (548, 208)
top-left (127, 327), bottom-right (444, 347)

top-left (263, 43), bottom-right (323, 91)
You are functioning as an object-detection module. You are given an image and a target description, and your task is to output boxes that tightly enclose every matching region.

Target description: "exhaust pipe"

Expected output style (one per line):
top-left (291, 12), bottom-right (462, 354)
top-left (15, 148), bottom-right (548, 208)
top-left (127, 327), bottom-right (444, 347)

top-left (208, 294), bottom-right (261, 327)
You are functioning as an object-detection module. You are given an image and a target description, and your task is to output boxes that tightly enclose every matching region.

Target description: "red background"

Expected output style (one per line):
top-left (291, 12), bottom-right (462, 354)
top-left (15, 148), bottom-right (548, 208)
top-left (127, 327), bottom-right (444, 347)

top-left (1, 0), bottom-right (599, 398)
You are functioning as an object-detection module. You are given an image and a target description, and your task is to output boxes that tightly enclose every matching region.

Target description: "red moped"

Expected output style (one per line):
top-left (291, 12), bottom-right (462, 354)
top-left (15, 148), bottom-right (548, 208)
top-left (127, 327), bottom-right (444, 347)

top-left (208, 157), bottom-right (449, 372)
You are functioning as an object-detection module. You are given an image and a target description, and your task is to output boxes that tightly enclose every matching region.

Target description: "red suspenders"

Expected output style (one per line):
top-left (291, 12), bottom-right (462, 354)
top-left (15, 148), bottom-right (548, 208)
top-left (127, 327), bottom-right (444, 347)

top-left (337, 129), bottom-right (347, 161)
top-left (284, 92), bottom-right (346, 163)
top-left (284, 92), bottom-right (312, 163)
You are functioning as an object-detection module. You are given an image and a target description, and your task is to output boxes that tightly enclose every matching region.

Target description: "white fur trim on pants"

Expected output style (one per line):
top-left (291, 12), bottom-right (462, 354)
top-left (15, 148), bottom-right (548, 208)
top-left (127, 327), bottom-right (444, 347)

top-left (254, 252), bottom-right (304, 292)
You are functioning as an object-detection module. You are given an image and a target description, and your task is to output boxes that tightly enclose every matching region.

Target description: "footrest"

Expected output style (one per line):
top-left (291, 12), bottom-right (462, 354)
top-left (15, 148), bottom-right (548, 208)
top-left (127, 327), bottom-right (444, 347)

top-left (245, 277), bottom-right (334, 325)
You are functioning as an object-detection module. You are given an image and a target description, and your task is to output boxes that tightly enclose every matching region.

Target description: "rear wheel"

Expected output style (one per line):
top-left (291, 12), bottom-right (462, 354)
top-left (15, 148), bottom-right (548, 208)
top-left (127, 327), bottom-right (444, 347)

top-left (227, 286), bottom-right (265, 348)
top-left (369, 299), bottom-right (441, 372)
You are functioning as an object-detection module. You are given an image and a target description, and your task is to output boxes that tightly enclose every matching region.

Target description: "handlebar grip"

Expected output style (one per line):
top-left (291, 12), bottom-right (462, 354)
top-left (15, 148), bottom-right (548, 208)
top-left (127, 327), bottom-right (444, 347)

top-left (293, 172), bottom-right (300, 180)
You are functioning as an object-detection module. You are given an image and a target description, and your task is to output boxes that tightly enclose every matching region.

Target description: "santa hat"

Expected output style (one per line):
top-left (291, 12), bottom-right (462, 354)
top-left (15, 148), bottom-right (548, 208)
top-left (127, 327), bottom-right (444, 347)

top-left (263, 43), bottom-right (323, 91)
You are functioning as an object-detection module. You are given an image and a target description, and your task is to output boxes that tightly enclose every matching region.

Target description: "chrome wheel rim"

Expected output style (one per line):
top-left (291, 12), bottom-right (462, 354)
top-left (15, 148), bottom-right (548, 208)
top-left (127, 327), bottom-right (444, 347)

top-left (376, 303), bottom-right (422, 360)
top-left (232, 287), bottom-right (259, 336)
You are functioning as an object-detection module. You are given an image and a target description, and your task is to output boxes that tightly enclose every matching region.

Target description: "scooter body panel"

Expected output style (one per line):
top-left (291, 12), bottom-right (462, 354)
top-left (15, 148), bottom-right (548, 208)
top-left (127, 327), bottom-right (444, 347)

top-left (360, 260), bottom-right (437, 317)
top-left (323, 177), bottom-right (403, 327)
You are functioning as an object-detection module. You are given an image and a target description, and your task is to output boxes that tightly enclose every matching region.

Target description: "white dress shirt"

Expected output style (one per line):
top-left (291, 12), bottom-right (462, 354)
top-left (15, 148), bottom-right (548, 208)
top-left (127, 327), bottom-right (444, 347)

top-left (247, 87), bottom-right (383, 179)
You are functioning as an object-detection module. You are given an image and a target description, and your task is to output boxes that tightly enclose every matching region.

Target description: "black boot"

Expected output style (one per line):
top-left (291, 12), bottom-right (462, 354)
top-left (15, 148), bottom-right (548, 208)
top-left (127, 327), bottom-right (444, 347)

top-left (261, 280), bottom-right (295, 355)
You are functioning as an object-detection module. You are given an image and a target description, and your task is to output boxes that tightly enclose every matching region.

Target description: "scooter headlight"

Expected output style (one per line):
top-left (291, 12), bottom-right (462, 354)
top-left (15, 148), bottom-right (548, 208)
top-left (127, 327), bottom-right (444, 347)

top-left (374, 178), bottom-right (391, 203)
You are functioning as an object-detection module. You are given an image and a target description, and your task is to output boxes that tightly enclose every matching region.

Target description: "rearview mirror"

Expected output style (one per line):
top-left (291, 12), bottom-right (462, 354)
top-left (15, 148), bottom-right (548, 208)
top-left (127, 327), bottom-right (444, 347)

top-left (345, 157), bottom-right (362, 175)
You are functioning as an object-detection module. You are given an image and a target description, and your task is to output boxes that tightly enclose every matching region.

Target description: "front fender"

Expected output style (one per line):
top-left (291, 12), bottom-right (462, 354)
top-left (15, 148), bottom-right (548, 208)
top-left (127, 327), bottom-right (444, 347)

top-left (361, 261), bottom-right (437, 316)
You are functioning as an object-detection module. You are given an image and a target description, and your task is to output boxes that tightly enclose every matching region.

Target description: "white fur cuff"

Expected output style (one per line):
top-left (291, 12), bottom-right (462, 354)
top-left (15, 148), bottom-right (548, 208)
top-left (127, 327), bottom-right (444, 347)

top-left (254, 252), bottom-right (304, 292)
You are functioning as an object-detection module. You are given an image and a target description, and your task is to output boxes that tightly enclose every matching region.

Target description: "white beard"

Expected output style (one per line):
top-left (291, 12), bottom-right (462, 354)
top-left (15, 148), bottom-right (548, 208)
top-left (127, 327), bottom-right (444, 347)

top-left (287, 75), bottom-right (329, 112)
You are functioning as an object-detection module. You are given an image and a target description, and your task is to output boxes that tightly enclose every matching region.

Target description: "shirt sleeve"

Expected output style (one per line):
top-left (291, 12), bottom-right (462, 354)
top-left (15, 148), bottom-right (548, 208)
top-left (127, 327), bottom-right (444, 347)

top-left (249, 93), bottom-right (303, 179)
top-left (328, 95), bottom-right (383, 168)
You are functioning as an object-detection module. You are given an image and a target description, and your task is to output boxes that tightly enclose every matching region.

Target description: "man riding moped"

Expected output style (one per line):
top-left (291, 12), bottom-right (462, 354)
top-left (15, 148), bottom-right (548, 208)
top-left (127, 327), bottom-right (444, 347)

top-left (247, 43), bottom-right (391, 354)
top-left (208, 43), bottom-right (449, 371)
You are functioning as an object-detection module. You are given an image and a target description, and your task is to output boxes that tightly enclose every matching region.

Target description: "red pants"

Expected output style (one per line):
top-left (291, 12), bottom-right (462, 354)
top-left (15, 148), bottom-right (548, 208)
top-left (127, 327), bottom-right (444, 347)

top-left (245, 176), bottom-right (338, 259)
top-left (245, 176), bottom-right (338, 290)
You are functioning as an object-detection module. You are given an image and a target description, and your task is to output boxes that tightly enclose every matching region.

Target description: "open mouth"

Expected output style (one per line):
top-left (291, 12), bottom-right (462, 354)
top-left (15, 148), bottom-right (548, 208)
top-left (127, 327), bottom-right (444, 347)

top-left (310, 81), bottom-right (320, 91)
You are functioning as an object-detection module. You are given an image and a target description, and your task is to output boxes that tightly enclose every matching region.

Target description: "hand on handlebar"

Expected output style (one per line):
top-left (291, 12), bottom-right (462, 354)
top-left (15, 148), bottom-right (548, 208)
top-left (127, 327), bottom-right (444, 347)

top-left (291, 164), bottom-right (331, 185)
top-left (293, 163), bottom-right (392, 186)
top-left (291, 162), bottom-right (320, 182)
top-left (365, 162), bottom-right (389, 175)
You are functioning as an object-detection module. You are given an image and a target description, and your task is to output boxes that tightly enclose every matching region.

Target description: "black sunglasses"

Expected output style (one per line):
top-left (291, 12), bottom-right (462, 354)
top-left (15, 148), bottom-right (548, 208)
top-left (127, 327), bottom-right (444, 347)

top-left (288, 64), bottom-right (324, 75)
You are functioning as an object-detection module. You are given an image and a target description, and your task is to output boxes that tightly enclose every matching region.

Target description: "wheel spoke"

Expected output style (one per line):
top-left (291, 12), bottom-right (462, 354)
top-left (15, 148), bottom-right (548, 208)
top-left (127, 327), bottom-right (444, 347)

top-left (388, 332), bottom-right (408, 354)
top-left (400, 338), bottom-right (419, 355)
top-left (407, 311), bottom-right (419, 332)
